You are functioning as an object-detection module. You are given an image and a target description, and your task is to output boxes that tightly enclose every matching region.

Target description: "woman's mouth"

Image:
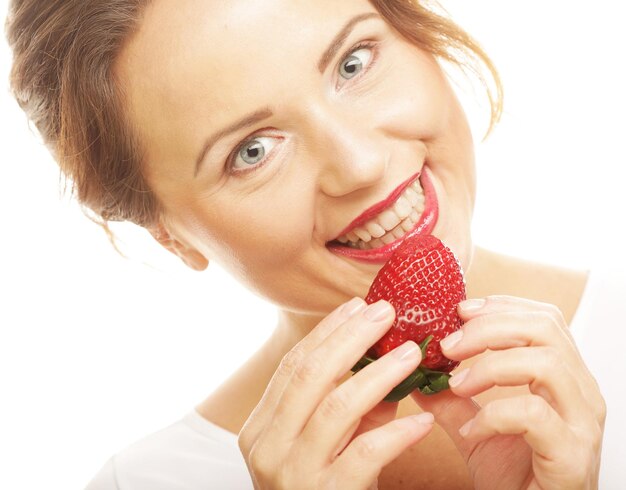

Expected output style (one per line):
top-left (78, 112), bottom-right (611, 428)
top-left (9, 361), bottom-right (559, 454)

top-left (326, 166), bottom-right (439, 264)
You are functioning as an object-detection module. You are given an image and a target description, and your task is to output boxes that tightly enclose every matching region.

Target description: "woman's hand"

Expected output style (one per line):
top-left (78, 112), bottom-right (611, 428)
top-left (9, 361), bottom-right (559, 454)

top-left (239, 297), bottom-right (435, 490)
top-left (412, 295), bottom-right (606, 489)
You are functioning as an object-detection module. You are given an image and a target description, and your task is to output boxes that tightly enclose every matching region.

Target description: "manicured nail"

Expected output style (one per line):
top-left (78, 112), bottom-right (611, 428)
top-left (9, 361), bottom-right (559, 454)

top-left (459, 298), bottom-right (486, 312)
top-left (393, 341), bottom-right (419, 361)
top-left (459, 418), bottom-right (474, 437)
top-left (440, 330), bottom-right (463, 351)
top-left (342, 297), bottom-right (366, 316)
top-left (364, 301), bottom-right (393, 321)
top-left (448, 368), bottom-right (469, 388)
top-left (410, 412), bottom-right (434, 425)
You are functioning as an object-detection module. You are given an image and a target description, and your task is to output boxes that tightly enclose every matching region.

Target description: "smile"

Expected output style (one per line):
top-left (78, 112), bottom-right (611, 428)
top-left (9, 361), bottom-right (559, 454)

top-left (326, 166), bottom-right (439, 264)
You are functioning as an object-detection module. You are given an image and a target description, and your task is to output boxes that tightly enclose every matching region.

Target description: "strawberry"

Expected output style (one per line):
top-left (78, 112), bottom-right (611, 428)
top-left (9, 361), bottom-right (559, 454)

top-left (351, 234), bottom-right (466, 400)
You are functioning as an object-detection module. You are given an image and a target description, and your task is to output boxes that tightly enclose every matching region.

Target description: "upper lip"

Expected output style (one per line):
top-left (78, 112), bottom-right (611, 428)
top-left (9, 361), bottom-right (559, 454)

top-left (329, 170), bottom-right (422, 242)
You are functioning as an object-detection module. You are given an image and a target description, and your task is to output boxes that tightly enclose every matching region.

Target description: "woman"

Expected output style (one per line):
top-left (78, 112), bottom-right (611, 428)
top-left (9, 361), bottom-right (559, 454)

top-left (5, 0), bottom-right (618, 487)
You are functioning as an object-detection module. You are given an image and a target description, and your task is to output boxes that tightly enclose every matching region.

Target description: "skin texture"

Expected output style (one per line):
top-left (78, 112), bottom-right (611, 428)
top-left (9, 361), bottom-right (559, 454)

top-left (115, 0), bottom-right (602, 488)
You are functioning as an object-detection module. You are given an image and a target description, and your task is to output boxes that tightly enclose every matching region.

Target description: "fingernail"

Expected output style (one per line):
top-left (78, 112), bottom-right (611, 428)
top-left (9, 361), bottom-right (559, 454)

top-left (459, 418), bottom-right (474, 437)
top-left (459, 298), bottom-right (485, 312)
top-left (342, 297), bottom-right (366, 316)
top-left (364, 301), bottom-right (393, 321)
top-left (448, 368), bottom-right (469, 388)
top-left (440, 330), bottom-right (463, 351)
top-left (393, 341), bottom-right (419, 361)
top-left (410, 412), bottom-right (434, 425)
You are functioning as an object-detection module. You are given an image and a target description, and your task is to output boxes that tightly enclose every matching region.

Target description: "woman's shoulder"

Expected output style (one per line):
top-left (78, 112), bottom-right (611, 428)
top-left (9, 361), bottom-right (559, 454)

top-left (84, 411), bottom-right (253, 490)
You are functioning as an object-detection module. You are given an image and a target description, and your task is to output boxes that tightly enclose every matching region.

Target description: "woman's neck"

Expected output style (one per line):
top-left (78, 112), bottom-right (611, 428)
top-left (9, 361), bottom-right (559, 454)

top-left (464, 245), bottom-right (588, 324)
top-left (272, 309), bottom-right (325, 351)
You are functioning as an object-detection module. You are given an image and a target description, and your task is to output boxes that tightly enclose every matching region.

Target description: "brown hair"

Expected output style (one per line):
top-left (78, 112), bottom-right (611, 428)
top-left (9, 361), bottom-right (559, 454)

top-left (5, 0), bottom-right (503, 252)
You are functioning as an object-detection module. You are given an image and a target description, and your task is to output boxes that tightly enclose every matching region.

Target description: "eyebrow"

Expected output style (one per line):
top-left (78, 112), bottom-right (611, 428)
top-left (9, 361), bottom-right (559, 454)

top-left (317, 12), bottom-right (380, 73)
top-left (194, 12), bottom-right (381, 177)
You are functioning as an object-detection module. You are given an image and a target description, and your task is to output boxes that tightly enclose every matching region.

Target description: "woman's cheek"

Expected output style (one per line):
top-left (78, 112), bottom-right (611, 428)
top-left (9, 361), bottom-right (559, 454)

top-left (233, 197), bottom-right (314, 264)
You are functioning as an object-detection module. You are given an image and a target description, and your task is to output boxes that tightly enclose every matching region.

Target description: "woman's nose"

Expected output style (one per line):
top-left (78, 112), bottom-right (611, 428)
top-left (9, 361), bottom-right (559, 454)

top-left (305, 104), bottom-right (389, 197)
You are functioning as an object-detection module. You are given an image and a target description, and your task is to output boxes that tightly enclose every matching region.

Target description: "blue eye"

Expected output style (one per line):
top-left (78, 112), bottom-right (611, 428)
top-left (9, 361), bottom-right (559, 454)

top-left (339, 45), bottom-right (374, 80)
top-left (231, 136), bottom-right (279, 172)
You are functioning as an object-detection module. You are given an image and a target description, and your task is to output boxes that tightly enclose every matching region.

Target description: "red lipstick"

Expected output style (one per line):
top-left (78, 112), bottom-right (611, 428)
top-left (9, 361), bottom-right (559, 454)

top-left (327, 167), bottom-right (439, 264)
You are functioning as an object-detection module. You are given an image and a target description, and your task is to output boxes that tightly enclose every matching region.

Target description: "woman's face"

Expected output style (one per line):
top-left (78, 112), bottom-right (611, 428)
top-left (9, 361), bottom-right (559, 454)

top-left (117, 0), bottom-right (476, 315)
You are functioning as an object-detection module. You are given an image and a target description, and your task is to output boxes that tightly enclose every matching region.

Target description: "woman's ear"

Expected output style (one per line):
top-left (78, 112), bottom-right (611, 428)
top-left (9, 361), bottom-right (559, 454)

top-left (148, 222), bottom-right (209, 271)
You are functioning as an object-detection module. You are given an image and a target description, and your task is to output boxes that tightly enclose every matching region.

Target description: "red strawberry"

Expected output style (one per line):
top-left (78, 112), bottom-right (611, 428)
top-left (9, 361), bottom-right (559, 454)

top-left (351, 234), bottom-right (466, 400)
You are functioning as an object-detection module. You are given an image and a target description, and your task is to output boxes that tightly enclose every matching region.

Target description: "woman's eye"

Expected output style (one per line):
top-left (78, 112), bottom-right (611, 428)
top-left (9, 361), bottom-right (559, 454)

top-left (231, 136), bottom-right (279, 171)
top-left (338, 46), bottom-right (373, 81)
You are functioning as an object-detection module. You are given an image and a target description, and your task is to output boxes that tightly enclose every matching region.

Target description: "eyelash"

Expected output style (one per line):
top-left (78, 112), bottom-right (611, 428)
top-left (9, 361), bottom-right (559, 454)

top-left (227, 40), bottom-right (379, 176)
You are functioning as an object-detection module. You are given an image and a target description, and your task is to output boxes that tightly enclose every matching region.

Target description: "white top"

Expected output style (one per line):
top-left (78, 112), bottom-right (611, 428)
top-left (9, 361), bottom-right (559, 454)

top-left (84, 410), bottom-right (252, 489)
top-left (85, 265), bottom-right (626, 490)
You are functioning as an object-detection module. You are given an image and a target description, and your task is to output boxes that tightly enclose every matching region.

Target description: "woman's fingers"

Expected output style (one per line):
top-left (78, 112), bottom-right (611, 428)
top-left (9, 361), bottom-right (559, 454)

top-left (349, 400), bottom-right (399, 440)
top-left (326, 412), bottom-right (435, 489)
top-left (447, 347), bottom-right (591, 425)
top-left (459, 395), bottom-right (577, 462)
top-left (269, 300), bottom-right (399, 444)
top-left (241, 297), bottom-right (436, 489)
top-left (444, 307), bottom-right (577, 364)
top-left (428, 295), bottom-right (604, 489)
top-left (458, 295), bottom-right (572, 326)
top-left (239, 297), bottom-right (366, 452)
top-left (329, 401), bottom-right (399, 462)
top-left (410, 390), bottom-right (481, 462)
top-left (298, 340), bottom-right (422, 465)
top-left (454, 296), bottom-right (583, 373)
top-left (442, 295), bottom-right (605, 423)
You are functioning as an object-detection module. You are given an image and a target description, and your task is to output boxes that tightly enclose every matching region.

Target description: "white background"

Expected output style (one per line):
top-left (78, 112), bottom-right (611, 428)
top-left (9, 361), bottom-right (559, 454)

top-left (1, 1), bottom-right (624, 488)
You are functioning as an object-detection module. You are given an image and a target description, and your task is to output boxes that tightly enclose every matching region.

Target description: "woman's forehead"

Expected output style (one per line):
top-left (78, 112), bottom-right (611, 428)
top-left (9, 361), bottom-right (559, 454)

top-left (116, 0), bottom-right (382, 171)
top-left (119, 0), bottom-right (379, 96)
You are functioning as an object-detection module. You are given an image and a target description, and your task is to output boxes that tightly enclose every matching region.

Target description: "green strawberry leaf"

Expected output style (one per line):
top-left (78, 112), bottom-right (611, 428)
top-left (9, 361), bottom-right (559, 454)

top-left (350, 336), bottom-right (450, 401)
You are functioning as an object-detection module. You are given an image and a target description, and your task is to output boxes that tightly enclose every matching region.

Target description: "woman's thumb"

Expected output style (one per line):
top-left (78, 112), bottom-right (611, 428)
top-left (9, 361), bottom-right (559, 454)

top-left (409, 390), bottom-right (480, 461)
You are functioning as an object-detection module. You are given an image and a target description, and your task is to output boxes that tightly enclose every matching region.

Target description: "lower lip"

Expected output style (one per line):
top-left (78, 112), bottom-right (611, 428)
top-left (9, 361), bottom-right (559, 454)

top-left (326, 167), bottom-right (439, 264)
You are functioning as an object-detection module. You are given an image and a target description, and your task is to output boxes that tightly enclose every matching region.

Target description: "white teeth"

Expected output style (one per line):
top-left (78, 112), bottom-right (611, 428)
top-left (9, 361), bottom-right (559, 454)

top-left (366, 222), bottom-right (386, 238)
top-left (334, 175), bottom-right (427, 247)
top-left (377, 209), bottom-right (401, 230)
top-left (393, 195), bottom-right (413, 220)
top-left (400, 215), bottom-right (415, 232)
top-left (391, 226), bottom-right (405, 239)
top-left (369, 237), bottom-right (385, 249)
top-left (403, 187), bottom-right (420, 206)
top-left (354, 228), bottom-right (372, 242)
top-left (380, 232), bottom-right (397, 245)
top-left (346, 231), bottom-right (359, 243)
